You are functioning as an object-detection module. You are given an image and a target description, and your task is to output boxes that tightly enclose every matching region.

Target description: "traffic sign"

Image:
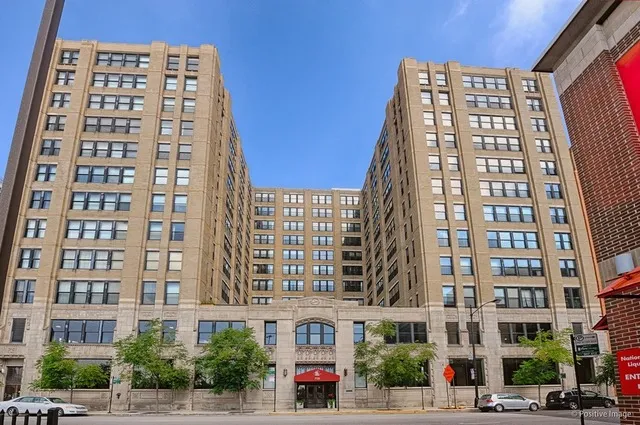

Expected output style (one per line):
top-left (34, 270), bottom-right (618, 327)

top-left (618, 347), bottom-right (640, 396)
top-left (574, 334), bottom-right (600, 357)
top-left (112, 377), bottom-right (121, 385)
top-left (443, 364), bottom-right (455, 383)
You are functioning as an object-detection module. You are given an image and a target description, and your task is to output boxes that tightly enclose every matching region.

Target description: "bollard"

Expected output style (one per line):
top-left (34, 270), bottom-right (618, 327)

top-left (0, 409), bottom-right (4, 425)
top-left (10, 411), bottom-right (16, 425)
top-left (46, 409), bottom-right (58, 425)
top-left (22, 410), bottom-right (29, 425)
top-left (35, 411), bottom-right (41, 425)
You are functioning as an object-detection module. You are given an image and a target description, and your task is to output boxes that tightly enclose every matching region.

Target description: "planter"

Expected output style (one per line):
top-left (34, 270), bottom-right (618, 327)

top-left (296, 401), bottom-right (304, 409)
top-left (327, 400), bottom-right (336, 409)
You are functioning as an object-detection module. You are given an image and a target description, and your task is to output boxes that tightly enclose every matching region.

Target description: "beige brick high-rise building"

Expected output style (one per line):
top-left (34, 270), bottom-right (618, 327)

top-left (0, 40), bottom-right (603, 411)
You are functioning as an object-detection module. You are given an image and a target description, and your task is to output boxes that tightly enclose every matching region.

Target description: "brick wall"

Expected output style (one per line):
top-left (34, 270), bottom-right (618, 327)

top-left (605, 287), bottom-right (640, 424)
top-left (560, 44), bottom-right (640, 263)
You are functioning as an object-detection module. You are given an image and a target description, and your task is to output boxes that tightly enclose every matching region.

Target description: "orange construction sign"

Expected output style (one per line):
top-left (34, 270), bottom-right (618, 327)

top-left (443, 364), bottom-right (455, 383)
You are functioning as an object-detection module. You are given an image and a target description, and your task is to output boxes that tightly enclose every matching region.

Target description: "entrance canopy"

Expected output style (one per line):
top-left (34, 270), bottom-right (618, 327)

top-left (294, 368), bottom-right (341, 383)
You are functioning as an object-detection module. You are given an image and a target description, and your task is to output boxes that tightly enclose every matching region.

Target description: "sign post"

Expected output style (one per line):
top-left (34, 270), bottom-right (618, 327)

top-left (570, 335), bottom-right (586, 425)
top-left (617, 347), bottom-right (640, 395)
top-left (108, 376), bottom-right (120, 414)
top-left (443, 365), bottom-right (455, 408)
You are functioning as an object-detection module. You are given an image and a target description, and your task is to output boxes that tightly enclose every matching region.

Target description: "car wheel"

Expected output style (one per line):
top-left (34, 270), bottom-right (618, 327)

top-left (494, 404), bottom-right (504, 413)
top-left (56, 408), bottom-right (64, 417)
top-left (6, 407), bottom-right (18, 417)
top-left (569, 401), bottom-right (579, 410)
top-left (529, 403), bottom-right (539, 412)
top-left (604, 400), bottom-right (613, 408)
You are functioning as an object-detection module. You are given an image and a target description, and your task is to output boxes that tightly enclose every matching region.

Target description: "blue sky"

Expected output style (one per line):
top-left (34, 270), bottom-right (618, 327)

top-left (0, 0), bottom-right (580, 189)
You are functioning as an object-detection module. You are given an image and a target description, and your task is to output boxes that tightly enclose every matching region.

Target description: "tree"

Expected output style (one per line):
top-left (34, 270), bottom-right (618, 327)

top-left (514, 329), bottom-right (574, 402)
top-left (113, 319), bottom-right (191, 413)
top-left (197, 327), bottom-right (269, 413)
top-left (31, 342), bottom-right (75, 391)
top-left (594, 352), bottom-right (616, 396)
top-left (512, 358), bottom-right (558, 403)
top-left (354, 319), bottom-right (437, 409)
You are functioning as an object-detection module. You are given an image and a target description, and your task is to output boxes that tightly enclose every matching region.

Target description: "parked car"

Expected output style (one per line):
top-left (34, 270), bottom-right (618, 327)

top-left (0, 396), bottom-right (88, 416)
top-left (546, 389), bottom-right (615, 410)
top-left (478, 393), bottom-right (540, 412)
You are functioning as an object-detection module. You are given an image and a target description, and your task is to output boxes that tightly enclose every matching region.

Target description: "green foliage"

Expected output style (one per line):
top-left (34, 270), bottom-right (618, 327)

top-left (594, 352), bottom-right (616, 387)
top-left (512, 358), bottom-right (558, 403)
top-left (354, 319), bottom-right (437, 409)
top-left (197, 327), bottom-right (269, 412)
top-left (73, 363), bottom-right (109, 389)
top-left (113, 319), bottom-right (191, 412)
top-left (30, 342), bottom-right (75, 390)
top-left (518, 329), bottom-right (574, 366)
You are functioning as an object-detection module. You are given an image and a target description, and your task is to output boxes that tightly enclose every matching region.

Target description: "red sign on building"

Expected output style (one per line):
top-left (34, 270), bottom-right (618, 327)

top-left (617, 347), bottom-right (640, 395)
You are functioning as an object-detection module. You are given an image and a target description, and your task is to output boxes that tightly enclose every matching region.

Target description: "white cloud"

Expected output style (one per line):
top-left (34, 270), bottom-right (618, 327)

top-left (443, 0), bottom-right (471, 27)
top-left (493, 0), bottom-right (581, 63)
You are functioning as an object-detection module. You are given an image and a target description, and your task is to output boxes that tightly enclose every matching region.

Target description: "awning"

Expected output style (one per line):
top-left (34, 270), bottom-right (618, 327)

top-left (593, 315), bottom-right (608, 331)
top-left (597, 266), bottom-right (640, 298)
top-left (294, 368), bottom-right (341, 383)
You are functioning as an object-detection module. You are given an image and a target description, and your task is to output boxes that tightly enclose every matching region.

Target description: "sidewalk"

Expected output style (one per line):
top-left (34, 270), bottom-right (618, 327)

top-left (90, 407), bottom-right (475, 416)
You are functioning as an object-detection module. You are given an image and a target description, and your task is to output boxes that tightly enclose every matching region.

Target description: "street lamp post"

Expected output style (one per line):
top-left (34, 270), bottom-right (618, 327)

top-left (469, 299), bottom-right (498, 408)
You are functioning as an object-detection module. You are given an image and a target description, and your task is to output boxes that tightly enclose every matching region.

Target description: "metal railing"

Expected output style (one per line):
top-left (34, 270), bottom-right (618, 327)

top-left (0, 409), bottom-right (60, 425)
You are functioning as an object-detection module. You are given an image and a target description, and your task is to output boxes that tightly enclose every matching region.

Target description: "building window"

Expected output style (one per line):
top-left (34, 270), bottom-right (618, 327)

top-left (70, 192), bottom-right (131, 211)
top-left (167, 55), bottom-right (180, 70)
top-left (559, 259), bottom-right (577, 277)
top-left (503, 358), bottom-right (558, 385)
top-left (75, 166), bottom-right (135, 184)
top-left (535, 139), bottom-right (552, 153)
top-left (56, 70), bottom-right (75, 85)
top-left (180, 121), bottom-right (194, 136)
top-left (576, 358), bottom-right (595, 384)
top-left (262, 365), bottom-right (276, 390)
top-left (176, 169), bottom-right (190, 185)
top-left (145, 250), bottom-right (159, 270)
top-left (463, 75), bottom-right (508, 90)
top-left (384, 322), bottom-right (428, 344)
top-left (491, 257), bottom-right (543, 277)
top-left (19, 249), bottom-right (41, 269)
top-left (162, 97), bottom-right (175, 112)
top-left (24, 219), bottom-right (47, 238)
top-left (426, 132), bottom-right (438, 147)
top-left (88, 94), bottom-right (143, 110)
top-left (499, 322), bottom-right (551, 344)
top-left (12, 280), bottom-right (35, 304)
top-left (531, 118), bottom-right (547, 132)
top-left (423, 111), bottom-right (435, 126)
top-left (434, 204), bottom-right (446, 220)
top-left (440, 256), bottom-right (453, 275)
top-left (283, 264), bottom-right (305, 275)
top-left (282, 280), bottom-right (304, 291)
top-left (428, 155), bottom-right (441, 170)
top-left (522, 79), bottom-right (538, 92)
top-left (182, 98), bottom-right (196, 113)
top-left (444, 133), bottom-right (456, 148)
top-left (168, 251), bottom-right (183, 271)
top-left (80, 141), bottom-right (137, 158)
top-left (476, 157), bottom-right (525, 174)
top-left (450, 358), bottom-right (484, 386)
top-left (469, 114), bottom-right (516, 130)
top-left (437, 229), bottom-right (450, 247)
top-left (550, 207), bottom-right (567, 224)
top-left (84, 117), bottom-right (140, 134)
top-left (466, 94), bottom-right (511, 109)
top-left (457, 229), bottom-right (469, 248)
top-left (344, 280), bottom-right (363, 292)
top-left (439, 92), bottom-right (450, 106)
top-left (60, 249), bottom-right (124, 270)
top-left (495, 287), bottom-right (547, 308)
top-left (40, 139), bottom-right (61, 156)
top-left (527, 98), bottom-right (543, 111)
top-left (50, 319), bottom-right (116, 344)
top-left (442, 112), bottom-right (453, 127)
top-left (184, 77), bottom-right (197, 92)
top-left (353, 322), bottom-right (365, 343)
top-left (431, 178), bottom-right (443, 195)
top-left (141, 282), bottom-right (156, 305)
top-left (186, 56), bottom-right (199, 71)
top-left (296, 322), bottom-right (335, 345)
top-left (435, 72), bottom-right (447, 86)
top-left (446, 322), bottom-right (460, 345)
top-left (56, 280), bottom-right (120, 304)
top-left (448, 156), bottom-right (460, 171)
top-left (487, 231), bottom-right (538, 249)
top-left (197, 321), bottom-right (245, 344)
top-left (453, 204), bottom-right (466, 221)
top-left (480, 181), bottom-right (530, 198)
top-left (253, 279), bottom-right (274, 291)
top-left (418, 72), bottom-right (429, 85)
top-left (92, 72), bottom-right (146, 88)
top-left (451, 179), bottom-right (463, 195)
top-left (554, 233), bottom-right (572, 250)
top-left (96, 52), bottom-right (149, 67)
top-left (45, 115), bottom-right (66, 131)
top-left (312, 194), bottom-right (332, 204)
top-left (312, 280), bottom-right (335, 292)
top-left (483, 205), bottom-right (534, 223)
top-left (466, 321), bottom-right (481, 344)
top-left (460, 257), bottom-right (473, 275)
top-left (421, 91), bottom-right (432, 104)
top-left (264, 322), bottom-right (277, 345)
top-left (170, 222), bottom-right (185, 241)
top-left (473, 135), bottom-right (520, 151)
top-left (443, 286), bottom-right (455, 307)
top-left (60, 50), bottom-right (79, 65)
top-left (10, 318), bottom-right (26, 343)
top-left (165, 282), bottom-right (180, 305)
top-left (50, 92), bottom-right (71, 108)
top-left (564, 287), bottom-right (583, 308)
top-left (65, 220), bottom-right (127, 240)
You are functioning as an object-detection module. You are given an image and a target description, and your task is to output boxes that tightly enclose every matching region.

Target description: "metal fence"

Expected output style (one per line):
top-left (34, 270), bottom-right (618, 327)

top-left (0, 409), bottom-right (59, 425)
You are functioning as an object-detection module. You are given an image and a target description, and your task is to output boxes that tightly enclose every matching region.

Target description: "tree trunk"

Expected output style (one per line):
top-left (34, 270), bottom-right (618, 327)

top-left (155, 381), bottom-right (160, 414)
top-left (238, 391), bottom-right (244, 413)
top-left (386, 388), bottom-right (391, 409)
top-left (538, 384), bottom-right (541, 406)
top-left (70, 386), bottom-right (74, 403)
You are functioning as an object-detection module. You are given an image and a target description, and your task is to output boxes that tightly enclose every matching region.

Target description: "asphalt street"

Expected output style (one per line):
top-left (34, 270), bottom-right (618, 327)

top-left (52, 409), bottom-right (626, 425)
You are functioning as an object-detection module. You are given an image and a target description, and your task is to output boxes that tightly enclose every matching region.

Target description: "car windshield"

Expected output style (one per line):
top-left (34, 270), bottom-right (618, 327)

top-left (47, 398), bottom-right (66, 403)
top-left (480, 394), bottom-right (492, 399)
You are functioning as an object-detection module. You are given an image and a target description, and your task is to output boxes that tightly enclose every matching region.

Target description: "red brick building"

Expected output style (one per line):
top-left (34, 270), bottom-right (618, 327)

top-left (534, 0), bottom-right (640, 284)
